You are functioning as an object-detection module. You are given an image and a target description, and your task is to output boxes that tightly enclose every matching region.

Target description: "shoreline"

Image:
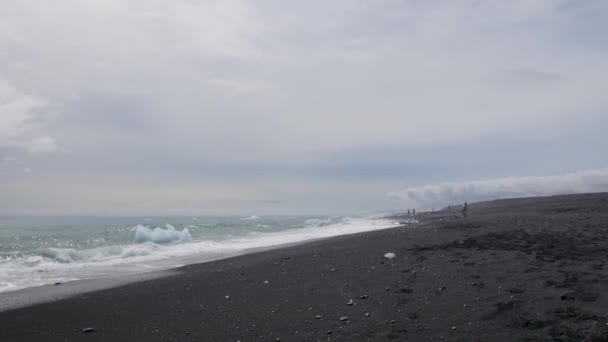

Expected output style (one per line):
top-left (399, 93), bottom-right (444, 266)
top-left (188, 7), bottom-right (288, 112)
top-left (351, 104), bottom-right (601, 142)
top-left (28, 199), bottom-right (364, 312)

top-left (0, 218), bottom-right (402, 312)
top-left (1, 193), bottom-right (607, 341)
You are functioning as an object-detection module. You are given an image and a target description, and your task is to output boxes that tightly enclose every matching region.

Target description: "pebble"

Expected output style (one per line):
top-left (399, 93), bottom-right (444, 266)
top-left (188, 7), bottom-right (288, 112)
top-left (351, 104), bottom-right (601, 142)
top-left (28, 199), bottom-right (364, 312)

top-left (398, 287), bottom-right (413, 293)
top-left (347, 299), bottom-right (354, 306)
top-left (81, 327), bottom-right (95, 334)
top-left (360, 294), bottom-right (369, 299)
top-left (339, 316), bottom-right (349, 321)
top-left (315, 315), bottom-right (323, 320)
top-left (365, 313), bottom-right (370, 317)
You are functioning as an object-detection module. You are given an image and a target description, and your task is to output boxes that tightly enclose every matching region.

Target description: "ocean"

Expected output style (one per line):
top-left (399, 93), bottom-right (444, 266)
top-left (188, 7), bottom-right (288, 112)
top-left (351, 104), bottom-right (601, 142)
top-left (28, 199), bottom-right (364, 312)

top-left (0, 215), bottom-right (402, 293)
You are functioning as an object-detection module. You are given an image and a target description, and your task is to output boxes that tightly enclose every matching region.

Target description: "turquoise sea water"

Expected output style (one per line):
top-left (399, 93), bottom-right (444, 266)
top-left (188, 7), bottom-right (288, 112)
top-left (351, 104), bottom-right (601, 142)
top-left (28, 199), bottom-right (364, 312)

top-left (0, 215), bottom-right (401, 292)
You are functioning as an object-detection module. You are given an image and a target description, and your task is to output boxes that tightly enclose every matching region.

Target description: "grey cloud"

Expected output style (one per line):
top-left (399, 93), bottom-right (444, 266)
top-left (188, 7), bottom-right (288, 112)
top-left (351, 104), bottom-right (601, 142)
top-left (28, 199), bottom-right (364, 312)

top-left (0, 80), bottom-right (57, 153)
top-left (0, 1), bottom-right (607, 215)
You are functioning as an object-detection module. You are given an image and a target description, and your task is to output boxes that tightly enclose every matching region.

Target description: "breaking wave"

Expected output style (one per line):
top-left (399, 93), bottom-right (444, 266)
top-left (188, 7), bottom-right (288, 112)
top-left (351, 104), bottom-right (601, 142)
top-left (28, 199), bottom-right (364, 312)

top-left (304, 216), bottom-right (351, 227)
top-left (133, 224), bottom-right (192, 244)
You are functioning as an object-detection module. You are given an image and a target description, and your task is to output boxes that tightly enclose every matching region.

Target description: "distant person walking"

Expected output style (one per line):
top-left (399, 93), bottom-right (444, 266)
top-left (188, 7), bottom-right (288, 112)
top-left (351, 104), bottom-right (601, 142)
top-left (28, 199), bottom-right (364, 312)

top-left (462, 202), bottom-right (468, 218)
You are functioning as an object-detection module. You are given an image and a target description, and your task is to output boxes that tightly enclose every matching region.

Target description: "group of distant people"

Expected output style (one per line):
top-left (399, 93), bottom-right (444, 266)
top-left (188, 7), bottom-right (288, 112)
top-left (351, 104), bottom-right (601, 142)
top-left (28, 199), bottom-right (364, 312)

top-left (447, 202), bottom-right (469, 217)
top-left (403, 202), bottom-right (468, 217)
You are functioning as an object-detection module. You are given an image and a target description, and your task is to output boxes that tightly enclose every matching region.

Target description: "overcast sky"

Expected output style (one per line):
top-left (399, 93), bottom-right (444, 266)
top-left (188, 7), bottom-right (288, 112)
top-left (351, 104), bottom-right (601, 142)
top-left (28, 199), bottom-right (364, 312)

top-left (1, 0), bottom-right (607, 215)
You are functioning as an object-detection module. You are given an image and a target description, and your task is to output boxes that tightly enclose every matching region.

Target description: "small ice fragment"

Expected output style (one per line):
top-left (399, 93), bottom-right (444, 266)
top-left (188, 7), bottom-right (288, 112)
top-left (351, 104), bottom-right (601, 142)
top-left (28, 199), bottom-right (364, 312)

top-left (384, 252), bottom-right (396, 259)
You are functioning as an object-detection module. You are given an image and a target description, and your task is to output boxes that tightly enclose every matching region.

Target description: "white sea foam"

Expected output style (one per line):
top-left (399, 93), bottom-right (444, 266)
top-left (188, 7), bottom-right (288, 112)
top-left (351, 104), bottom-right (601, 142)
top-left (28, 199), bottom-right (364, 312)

top-left (133, 224), bottom-right (192, 244)
top-left (0, 217), bottom-right (403, 293)
top-left (241, 215), bottom-right (260, 220)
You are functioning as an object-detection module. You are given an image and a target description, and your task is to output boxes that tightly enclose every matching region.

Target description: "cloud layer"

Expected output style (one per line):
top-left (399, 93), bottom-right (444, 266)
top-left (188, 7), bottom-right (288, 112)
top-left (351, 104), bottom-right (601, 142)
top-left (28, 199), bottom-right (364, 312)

top-left (389, 168), bottom-right (608, 209)
top-left (0, 1), bottom-right (607, 214)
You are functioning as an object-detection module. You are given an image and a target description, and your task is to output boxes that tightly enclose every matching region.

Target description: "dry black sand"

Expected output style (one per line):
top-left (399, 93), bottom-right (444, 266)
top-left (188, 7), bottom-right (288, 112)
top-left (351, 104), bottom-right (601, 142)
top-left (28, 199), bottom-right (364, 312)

top-left (2, 193), bottom-right (608, 341)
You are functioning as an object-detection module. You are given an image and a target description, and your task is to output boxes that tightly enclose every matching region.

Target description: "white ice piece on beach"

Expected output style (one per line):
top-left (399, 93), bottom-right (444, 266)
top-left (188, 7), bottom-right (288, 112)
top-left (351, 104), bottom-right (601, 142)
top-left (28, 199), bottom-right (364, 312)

top-left (384, 252), bottom-right (396, 259)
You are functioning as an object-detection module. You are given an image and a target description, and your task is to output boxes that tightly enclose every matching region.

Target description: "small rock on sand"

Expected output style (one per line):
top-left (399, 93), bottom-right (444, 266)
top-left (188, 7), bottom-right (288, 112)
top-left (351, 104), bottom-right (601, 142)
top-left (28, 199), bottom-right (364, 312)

top-left (384, 252), bottom-right (396, 259)
top-left (81, 327), bottom-right (95, 334)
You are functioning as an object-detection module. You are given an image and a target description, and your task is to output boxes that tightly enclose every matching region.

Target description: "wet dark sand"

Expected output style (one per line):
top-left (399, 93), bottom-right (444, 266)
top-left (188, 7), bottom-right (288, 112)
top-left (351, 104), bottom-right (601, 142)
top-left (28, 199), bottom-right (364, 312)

top-left (2, 193), bottom-right (608, 341)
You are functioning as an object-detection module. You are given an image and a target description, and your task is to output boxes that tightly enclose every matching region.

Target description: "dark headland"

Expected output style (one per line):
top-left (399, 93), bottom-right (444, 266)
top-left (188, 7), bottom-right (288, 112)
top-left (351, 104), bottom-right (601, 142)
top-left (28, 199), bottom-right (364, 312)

top-left (2, 193), bottom-right (608, 341)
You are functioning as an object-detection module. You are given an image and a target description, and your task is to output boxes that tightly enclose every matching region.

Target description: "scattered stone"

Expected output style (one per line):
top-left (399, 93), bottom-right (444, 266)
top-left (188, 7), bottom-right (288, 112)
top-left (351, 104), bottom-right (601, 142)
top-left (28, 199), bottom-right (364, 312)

top-left (560, 293), bottom-right (575, 301)
top-left (471, 281), bottom-right (485, 288)
top-left (389, 320), bottom-right (397, 324)
top-left (360, 294), bottom-right (369, 299)
top-left (384, 252), bottom-right (396, 259)
top-left (326, 330), bottom-right (332, 335)
top-left (315, 315), bottom-right (323, 320)
top-left (397, 287), bottom-right (413, 294)
top-left (81, 328), bottom-right (95, 334)
top-left (347, 299), bottom-right (354, 306)
top-left (330, 268), bottom-right (337, 272)
top-left (495, 300), bottom-right (518, 312)
top-left (365, 313), bottom-right (371, 317)
top-left (509, 288), bottom-right (524, 295)
top-left (339, 316), bottom-right (349, 321)
top-left (438, 286), bottom-right (447, 292)
top-left (284, 257), bottom-right (291, 260)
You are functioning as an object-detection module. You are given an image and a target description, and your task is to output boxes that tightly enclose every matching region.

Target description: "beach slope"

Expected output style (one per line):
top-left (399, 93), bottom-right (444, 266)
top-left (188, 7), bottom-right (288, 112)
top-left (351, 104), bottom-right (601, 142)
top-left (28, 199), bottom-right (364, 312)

top-left (1, 193), bottom-right (608, 341)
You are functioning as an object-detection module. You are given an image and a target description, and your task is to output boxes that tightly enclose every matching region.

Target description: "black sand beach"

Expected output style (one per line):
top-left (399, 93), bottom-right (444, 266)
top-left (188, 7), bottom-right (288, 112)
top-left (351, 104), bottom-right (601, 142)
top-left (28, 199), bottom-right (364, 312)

top-left (2, 193), bottom-right (608, 341)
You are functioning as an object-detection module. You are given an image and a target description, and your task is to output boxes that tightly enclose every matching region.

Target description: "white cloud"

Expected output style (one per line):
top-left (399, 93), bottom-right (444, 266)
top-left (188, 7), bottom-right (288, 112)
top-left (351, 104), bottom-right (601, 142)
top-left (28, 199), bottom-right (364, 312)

top-left (389, 168), bottom-right (608, 209)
